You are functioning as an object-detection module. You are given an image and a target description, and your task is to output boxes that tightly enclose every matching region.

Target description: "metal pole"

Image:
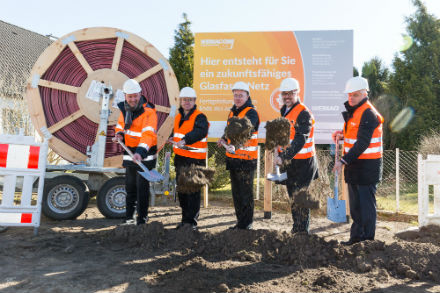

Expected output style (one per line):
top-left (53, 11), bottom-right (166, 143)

top-left (396, 148), bottom-right (400, 213)
top-left (256, 145), bottom-right (260, 200)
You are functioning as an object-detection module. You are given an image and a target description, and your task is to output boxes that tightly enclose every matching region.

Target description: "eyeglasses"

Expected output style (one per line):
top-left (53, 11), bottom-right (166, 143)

top-left (233, 94), bottom-right (247, 99)
top-left (181, 98), bottom-right (195, 102)
top-left (281, 91), bottom-right (297, 97)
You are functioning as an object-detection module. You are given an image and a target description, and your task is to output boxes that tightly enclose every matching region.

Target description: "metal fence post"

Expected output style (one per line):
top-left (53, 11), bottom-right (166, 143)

top-left (256, 145), bottom-right (260, 200)
top-left (396, 148), bottom-right (400, 213)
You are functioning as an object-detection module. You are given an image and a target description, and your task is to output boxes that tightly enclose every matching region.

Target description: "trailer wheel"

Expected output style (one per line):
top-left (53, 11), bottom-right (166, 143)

top-left (43, 175), bottom-right (89, 220)
top-left (97, 177), bottom-right (126, 219)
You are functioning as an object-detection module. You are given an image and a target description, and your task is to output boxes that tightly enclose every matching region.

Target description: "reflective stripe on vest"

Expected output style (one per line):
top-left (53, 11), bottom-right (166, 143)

top-left (343, 100), bottom-right (384, 159)
top-left (123, 154), bottom-right (157, 162)
top-left (226, 107), bottom-right (259, 160)
top-left (284, 103), bottom-right (315, 159)
top-left (173, 110), bottom-right (209, 160)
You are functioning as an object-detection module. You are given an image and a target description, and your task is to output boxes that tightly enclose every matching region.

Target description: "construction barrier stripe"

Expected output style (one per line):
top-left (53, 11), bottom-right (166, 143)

top-left (0, 212), bottom-right (33, 224)
top-left (28, 146), bottom-right (40, 169)
top-left (0, 144), bottom-right (8, 168)
top-left (0, 144), bottom-right (40, 169)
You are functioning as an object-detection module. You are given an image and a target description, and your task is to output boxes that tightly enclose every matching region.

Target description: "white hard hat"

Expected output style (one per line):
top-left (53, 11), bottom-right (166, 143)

top-left (344, 76), bottom-right (369, 94)
top-left (232, 81), bottom-right (250, 93)
top-left (279, 78), bottom-right (300, 92)
top-left (123, 79), bottom-right (142, 94)
top-left (179, 87), bottom-right (197, 98)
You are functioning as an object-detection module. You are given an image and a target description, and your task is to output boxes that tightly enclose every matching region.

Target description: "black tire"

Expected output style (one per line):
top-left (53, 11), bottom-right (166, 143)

top-left (42, 175), bottom-right (89, 220)
top-left (97, 176), bottom-right (126, 219)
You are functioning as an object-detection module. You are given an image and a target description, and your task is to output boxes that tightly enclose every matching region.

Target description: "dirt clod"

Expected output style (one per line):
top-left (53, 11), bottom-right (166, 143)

top-left (265, 117), bottom-right (291, 150)
top-left (177, 165), bottom-right (215, 193)
top-left (225, 116), bottom-right (253, 147)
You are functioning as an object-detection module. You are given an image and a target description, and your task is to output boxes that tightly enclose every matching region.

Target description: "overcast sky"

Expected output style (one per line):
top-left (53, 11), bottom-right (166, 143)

top-left (1, 0), bottom-right (440, 71)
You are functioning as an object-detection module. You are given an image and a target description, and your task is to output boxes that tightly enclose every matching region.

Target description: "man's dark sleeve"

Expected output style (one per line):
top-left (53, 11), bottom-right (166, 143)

top-left (245, 108), bottom-right (260, 132)
top-left (280, 110), bottom-right (312, 160)
top-left (182, 114), bottom-right (209, 145)
top-left (341, 109), bottom-right (380, 164)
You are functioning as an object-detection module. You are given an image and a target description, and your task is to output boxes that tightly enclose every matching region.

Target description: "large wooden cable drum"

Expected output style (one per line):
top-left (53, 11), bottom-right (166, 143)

top-left (25, 27), bottom-right (179, 167)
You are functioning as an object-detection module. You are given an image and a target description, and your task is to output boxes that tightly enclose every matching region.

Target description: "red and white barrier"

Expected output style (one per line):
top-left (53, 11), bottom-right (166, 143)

top-left (0, 134), bottom-right (48, 235)
top-left (418, 154), bottom-right (440, 227)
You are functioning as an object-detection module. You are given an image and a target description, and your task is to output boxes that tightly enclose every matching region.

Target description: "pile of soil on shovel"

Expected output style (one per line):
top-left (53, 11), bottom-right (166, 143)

top-left (177, 165), bottom-right (215, 193)
top-left (265, 117), bottom-right (291, 150)
top-left (225, 116), bottom-right (253, 147)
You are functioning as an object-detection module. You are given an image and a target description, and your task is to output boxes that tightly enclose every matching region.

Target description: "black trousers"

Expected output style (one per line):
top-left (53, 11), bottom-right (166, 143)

top-left (125, 166), bottom-right (150, 224)
top-left (230, 169), bottom-right (255, 229)
top-left (348, 183), bottom-right (377, 241)
top-left (176, 168), bottom-right (201, 226)
top-left (286, 184), bottom-right (311, 233)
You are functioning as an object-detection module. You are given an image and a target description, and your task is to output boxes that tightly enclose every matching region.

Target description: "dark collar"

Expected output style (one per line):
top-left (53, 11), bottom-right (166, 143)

top-left (231, 97), bottom-right (254, 115)
top-left (280, 101), bottom-right (300, 117)
top-left (178, 105), bottom-right (197, 121)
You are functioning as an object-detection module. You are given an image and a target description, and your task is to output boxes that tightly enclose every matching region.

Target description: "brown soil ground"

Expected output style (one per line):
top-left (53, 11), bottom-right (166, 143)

top-left (1, 200), bottom-right (440, 293)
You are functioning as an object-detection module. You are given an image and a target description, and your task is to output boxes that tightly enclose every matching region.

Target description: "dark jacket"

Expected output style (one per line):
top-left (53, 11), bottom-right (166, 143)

top-left (117, 96), bottom-right (157, 170)
top-left (225, 98), bottom-right (260, 170)
top-left (342, 98), bottom-right (382, 185)
top-left (174, 105), bottom-right (209, 168)
top-left (279, 102), bottom-right (318, 188)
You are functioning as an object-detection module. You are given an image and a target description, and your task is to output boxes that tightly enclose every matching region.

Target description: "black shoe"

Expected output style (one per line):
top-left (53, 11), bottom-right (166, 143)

top-left (136, 216), bottom-right (149, 225)
top-left (176, 223), bottom-right (198, 231)
top-left (121, 219), bottom-right (135, 225)
top-left (341, 239), bottom-right (361, 246)
top-left (229, 225), bottom-right (252, 230)
top-left (291, 228), bottom-right (309, 235)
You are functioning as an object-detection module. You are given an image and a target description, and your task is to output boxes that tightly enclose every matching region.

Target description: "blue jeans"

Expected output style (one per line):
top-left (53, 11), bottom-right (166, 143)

top-left (348, 184), bottom-right (377, 241)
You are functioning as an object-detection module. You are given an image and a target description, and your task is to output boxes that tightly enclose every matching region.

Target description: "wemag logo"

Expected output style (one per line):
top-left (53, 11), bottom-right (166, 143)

top-left (270, 88), bottom-right (284, 112)
top-left (201, 39), bottom-right (234, 49)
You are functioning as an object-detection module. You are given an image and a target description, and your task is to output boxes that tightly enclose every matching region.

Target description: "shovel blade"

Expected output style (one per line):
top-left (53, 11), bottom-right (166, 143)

top-left (137, 169), bottom-right (164, 182)
top-left (266, 172), bottom-right (287, 182)
top-left (327, 197), bottom-right (347, 223)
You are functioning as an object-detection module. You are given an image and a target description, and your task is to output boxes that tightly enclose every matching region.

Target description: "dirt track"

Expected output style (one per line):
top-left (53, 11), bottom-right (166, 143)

top-left (1, 201), bottom-right (440, 293)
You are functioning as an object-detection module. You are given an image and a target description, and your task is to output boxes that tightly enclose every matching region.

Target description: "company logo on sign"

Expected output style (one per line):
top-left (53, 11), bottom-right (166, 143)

top-left (201, 39), bottom-right (234, 49)
top-left (270, 88), bottom-right (283, 112)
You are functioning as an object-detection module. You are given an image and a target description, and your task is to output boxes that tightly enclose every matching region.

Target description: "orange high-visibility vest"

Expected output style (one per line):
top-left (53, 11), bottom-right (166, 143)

top-left (173, 110), bottom-right (209, 160)
top-left (226, 107), bottom-right (259, 160)
top-left (115, 103), bottom-right (157, 162)
top-left (343, 100), bottom-right (384, 159)
top-left (284, 103), bottom-right (316, 159)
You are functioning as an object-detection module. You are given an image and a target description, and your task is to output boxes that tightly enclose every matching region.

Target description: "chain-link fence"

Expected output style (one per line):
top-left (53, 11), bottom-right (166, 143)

top-left (158, 143), bottom-right (420, 215)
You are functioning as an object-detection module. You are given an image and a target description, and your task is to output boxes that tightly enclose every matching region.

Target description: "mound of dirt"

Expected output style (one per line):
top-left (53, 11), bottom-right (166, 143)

top-left (177, 165), bottom-right (215, 193)
top-left (102, 222), bottom-right (440, 283)
top-left (395, 225), bottom-right (440, 246)
top-left (265, 117), bottom-right (291, 150)
top-left (225, 116), bottom-right (253, 147)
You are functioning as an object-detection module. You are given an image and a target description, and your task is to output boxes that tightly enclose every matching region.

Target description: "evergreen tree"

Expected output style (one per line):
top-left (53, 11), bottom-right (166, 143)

top-left (388, 0), bottom-right (440, 150)
top-left (361, 57), bottom-right (389, 101)
top-left (169, 13), bottom-right (194, 88)
top-left (353, 67), bottom-right (359, 77)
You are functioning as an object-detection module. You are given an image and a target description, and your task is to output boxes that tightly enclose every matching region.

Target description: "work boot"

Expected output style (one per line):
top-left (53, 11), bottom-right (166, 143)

top-left (121, 219), bottom-right (135, 225)
top-left (136, 216), bottom-right (149, 225)
top-left (340, 238), bottom-right (361, 246)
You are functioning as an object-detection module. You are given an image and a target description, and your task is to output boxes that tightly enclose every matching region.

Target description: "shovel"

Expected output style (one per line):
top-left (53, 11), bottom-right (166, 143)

top-left (170, 140), bottom-right (199, 151)
top-left (266, 150), bottom-right (287, 182)
top-left (220, 140), bottom-right (236, 154)
top-left (116, 139), bottom-right (164, 182)
top-left (327, 138), bottom-right (347, 223)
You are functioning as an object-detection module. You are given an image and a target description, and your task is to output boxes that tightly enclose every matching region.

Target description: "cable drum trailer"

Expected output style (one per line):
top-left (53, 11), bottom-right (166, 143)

top-left (24, 27), bottom-right (179, 220)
